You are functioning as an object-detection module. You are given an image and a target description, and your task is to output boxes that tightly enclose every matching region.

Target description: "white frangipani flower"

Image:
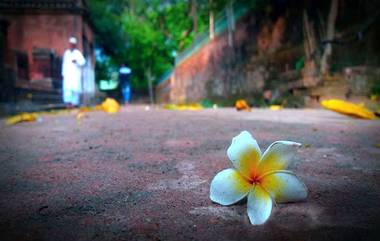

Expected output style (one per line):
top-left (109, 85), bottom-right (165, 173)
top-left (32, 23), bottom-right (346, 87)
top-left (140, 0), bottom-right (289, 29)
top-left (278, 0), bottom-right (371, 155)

top-left (210, 131), bottom-right (307, 225)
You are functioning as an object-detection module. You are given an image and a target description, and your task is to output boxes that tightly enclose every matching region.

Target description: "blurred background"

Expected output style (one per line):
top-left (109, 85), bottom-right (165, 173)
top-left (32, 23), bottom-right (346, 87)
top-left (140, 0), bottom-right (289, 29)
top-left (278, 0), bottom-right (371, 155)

top-left (0, 0), bottom-right (379, 114)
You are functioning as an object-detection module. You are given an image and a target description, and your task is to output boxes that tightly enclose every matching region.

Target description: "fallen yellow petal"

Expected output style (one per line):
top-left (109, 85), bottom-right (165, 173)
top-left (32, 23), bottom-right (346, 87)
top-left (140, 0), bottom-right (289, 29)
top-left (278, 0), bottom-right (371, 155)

top-left (95, 104), bottom-right (103, 111)
top-left (5, 113), bottom-right (38, 125)
top-left (76, 112), bottom-right (86, 121)
top-left (101, 98), bottom-right (120, 114)
top-left (79, 106), bottom-right (97, 112)
top-left (235, 99), bottom-right (251, 112)
top-left (269, 105), bottom-right (282, 111)
top-left (163, 103), bottom-right (203, 111)
top-left (321, 99), bottom-right (376, 120)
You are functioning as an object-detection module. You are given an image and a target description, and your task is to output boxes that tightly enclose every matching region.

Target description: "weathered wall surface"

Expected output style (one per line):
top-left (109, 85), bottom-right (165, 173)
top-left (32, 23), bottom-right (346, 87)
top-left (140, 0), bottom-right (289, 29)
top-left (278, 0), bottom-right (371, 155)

top-left (156, 1), bottom-right (380, 105)
top-left (157, 11), bottom-right (306, 104)
top-left (6, 14), bottom-right (80, 59)
top-left (1, 13), bottom-right (96, 106)
top-left (4, 13), bottom-right (93, 83)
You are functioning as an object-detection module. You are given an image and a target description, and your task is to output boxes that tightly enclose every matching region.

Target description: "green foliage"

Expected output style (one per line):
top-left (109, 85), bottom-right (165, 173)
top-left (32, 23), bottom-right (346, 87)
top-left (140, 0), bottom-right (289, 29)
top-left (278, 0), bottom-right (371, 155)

top-left (88, 0), bottom-right (127, 58)
top-left (94, 61), bottom-right (111, 83)
top-left (88, 0), bottom-right (220, 92)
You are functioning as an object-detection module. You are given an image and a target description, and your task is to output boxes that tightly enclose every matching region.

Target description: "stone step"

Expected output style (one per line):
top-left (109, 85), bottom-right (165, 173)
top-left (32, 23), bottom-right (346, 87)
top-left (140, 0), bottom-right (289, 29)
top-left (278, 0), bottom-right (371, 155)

top-left (15, 87), bottom-right (63, 104)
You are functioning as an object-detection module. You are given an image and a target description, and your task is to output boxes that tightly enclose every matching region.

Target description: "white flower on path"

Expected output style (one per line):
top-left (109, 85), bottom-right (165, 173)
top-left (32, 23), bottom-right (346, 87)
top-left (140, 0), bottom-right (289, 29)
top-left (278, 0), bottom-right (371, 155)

top-left (210, 131), bottom-right (307, 225)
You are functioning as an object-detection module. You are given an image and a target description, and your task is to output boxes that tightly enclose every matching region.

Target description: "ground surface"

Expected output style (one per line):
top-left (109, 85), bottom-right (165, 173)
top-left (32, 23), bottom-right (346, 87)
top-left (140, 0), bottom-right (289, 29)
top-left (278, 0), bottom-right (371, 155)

top-left (0, 106), bottom-right (379, 241)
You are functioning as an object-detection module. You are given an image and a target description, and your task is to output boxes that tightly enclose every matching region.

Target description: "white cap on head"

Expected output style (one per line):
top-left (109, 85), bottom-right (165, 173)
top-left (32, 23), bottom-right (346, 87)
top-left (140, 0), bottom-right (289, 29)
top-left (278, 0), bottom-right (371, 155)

top-left (69, 37), bottom-right (77, 44)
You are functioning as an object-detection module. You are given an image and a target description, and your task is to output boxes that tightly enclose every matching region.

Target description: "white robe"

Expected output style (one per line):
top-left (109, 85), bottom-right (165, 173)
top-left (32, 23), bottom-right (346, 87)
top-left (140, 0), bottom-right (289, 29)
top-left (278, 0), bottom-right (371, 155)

top-left (82, 59), bottom-right (96, 105)
top-left (62, 49), bottom-right (86, 105)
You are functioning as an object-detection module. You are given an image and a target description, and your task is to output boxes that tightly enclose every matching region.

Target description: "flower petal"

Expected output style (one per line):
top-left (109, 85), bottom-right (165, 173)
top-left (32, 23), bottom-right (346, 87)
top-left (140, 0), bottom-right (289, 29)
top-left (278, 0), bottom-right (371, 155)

top-left (257, 141), bottom-right (301, 175)
top-left (260, 171), bottom-right (307, 203)
top-left (247, 184), bottom-right (272, 225)
top-left (227, 131), bottom-right (262, 180)
top-left (210, 168), bottom-right (251, 205)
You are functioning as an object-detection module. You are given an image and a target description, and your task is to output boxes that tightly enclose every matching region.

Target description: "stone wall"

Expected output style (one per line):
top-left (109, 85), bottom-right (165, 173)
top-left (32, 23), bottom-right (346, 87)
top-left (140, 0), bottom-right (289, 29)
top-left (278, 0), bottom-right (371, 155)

top-left (157, 11), bottom-right (305, 104)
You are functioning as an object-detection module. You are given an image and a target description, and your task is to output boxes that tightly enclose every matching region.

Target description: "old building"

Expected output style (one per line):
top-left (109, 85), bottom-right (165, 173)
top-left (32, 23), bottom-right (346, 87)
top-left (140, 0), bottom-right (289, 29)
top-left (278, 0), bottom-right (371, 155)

top-left (0, 0), bottom-right (95, 104)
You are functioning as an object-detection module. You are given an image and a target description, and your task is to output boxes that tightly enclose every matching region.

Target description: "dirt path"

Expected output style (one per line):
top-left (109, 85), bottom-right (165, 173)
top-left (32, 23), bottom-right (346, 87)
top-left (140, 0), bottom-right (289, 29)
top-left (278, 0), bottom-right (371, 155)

top-left (1, 106), bottom-right (379, 241)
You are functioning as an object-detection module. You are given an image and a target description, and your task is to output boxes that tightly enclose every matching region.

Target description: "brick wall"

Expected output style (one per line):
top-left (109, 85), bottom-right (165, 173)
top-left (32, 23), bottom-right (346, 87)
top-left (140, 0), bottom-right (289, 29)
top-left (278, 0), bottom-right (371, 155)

top-left (158, 12), bottom-right (303, 104)
top-left (3, 12), bottom-right (94, 90)
top-left (164, 19), bottom-right (242, 103)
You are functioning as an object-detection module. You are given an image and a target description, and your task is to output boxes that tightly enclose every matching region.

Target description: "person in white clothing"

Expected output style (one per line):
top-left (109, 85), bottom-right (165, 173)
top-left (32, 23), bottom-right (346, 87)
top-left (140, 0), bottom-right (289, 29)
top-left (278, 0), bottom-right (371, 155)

top-left (61, 37), bottom-right (86, 106)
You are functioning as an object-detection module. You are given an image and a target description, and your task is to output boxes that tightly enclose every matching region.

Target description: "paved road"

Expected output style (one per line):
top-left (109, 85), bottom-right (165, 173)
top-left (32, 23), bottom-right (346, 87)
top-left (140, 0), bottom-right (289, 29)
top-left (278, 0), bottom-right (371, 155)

top-left (1, 107), bottom-right (379, 241)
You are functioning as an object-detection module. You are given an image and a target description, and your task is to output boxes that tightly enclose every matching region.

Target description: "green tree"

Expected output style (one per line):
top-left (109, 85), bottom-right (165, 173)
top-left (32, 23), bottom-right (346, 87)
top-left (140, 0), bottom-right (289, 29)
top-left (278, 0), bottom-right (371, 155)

top-left (88, 0), bottom-right (231, 101)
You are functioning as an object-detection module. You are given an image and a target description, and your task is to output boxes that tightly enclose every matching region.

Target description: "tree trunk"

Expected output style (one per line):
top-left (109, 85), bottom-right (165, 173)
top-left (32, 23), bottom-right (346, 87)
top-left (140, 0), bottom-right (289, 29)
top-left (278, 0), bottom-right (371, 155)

top-left (303, 10), bottom-right (318, 59)
top-left (190, 0), bottom-right (198, 34)
top-left (209, 0), bottom-right (214, 39)
top-left (302, 10), bottom-right (320, 87)
top-left (320, 0), bottom-right (338, 76)
top-left (147, 67), bottom-right (154, 104)
top-left (226, 1), bottom-right (235, 47)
